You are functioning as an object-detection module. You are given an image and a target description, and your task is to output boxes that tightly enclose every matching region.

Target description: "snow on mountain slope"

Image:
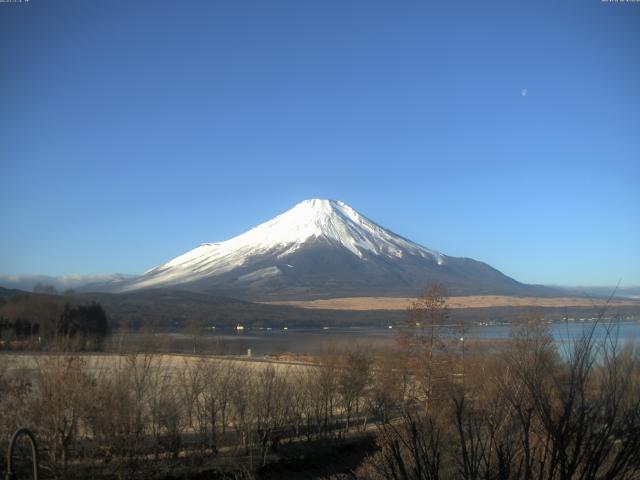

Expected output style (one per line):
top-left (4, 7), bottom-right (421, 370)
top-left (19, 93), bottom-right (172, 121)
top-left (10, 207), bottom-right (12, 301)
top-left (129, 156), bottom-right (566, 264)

top-left (111, 198), bottom-right (547, 299)
top-left (124, 199), bottom-right (445, 291)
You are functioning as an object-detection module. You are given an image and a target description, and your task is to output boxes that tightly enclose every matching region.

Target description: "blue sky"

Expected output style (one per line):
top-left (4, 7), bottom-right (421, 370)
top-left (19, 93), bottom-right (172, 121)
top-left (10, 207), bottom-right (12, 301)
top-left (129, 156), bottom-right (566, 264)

top-left (1, 0), bottom-right (638, 286)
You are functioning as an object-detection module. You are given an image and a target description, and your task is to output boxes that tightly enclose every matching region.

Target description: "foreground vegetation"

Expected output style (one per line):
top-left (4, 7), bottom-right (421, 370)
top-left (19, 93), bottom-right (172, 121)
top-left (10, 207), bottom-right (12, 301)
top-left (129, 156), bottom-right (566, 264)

top-left (1, 287), bottom-right (639, 479)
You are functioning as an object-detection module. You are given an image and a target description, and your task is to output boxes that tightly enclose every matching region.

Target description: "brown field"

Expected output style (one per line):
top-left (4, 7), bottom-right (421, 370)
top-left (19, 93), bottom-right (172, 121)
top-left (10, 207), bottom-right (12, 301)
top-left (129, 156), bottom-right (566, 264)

top-left (0, 352), bottom-right (313, 380)
top-left (264, 295), bottom-right (640, 311)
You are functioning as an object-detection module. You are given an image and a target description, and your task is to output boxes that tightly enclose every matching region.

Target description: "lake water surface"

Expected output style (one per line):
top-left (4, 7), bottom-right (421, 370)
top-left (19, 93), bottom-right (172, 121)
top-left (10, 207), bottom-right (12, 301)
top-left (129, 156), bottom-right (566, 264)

top-left (182, 321), bottom-right (640, 356)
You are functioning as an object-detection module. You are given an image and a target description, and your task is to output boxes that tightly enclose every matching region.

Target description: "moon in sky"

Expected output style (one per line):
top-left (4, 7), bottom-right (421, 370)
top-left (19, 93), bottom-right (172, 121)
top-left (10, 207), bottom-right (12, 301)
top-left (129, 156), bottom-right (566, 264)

top-left (521, 88), bottom-right (528, 97)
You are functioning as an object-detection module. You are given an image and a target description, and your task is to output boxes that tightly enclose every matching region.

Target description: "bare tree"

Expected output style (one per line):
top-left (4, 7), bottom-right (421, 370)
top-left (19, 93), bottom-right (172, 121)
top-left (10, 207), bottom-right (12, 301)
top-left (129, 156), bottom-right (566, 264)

top-left (178, 357), bottom-right (205, 438)
top-left (338, 345), bottom-right (373, 432)
top-left (360, 410), bottom-right (443, 480)
top-left (0, 364), bottom-right (32, 475)
top-left (304, 351), bottom-right (339, 438)
top-left (229, 365), bottom-right (252, 455)
top-left (399, 284), bottom-right (451, 405)
top-left (192, 358), bottom-right (236, 453)
top-left (28, 355), bottom-right (94, 478)
top-left (184, 319), bottom-right (202, 354)
top-left (368, 347), bottom-right (411, 424)
top-left (251, 365), bottom-right (293, 465)
top-left (511, 317), bottom-right (640, 480)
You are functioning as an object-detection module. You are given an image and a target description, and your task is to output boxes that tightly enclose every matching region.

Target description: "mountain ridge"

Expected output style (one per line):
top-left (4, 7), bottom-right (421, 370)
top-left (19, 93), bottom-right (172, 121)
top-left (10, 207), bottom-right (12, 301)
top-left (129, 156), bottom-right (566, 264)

top-left (107, 199), bottom-right (557, 299)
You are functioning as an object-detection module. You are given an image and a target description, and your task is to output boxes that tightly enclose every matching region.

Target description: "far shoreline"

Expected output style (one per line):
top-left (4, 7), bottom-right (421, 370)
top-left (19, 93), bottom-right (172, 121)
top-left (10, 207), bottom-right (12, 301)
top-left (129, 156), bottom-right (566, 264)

top-left (264, 295), bottom-right (640, 311)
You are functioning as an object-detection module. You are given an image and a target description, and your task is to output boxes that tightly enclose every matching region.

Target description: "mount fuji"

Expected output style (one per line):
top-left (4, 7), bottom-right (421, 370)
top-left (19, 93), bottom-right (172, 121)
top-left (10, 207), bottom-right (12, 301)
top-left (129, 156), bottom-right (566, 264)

top-left (111, 199), bottom-right (550, 299)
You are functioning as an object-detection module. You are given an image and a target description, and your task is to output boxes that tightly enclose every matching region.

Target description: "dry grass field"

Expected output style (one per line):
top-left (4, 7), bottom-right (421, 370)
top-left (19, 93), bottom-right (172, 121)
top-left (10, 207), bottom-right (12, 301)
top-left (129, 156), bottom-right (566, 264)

top-left (0, 352), bottom-right (313, 380)
top-left (264, 295), bottom-right (640, 311)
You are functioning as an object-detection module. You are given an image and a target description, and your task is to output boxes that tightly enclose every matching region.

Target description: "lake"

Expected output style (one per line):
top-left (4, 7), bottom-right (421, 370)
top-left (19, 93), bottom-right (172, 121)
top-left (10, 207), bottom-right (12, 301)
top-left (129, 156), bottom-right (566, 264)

top-left (160, 320), bottom-right (640, 356)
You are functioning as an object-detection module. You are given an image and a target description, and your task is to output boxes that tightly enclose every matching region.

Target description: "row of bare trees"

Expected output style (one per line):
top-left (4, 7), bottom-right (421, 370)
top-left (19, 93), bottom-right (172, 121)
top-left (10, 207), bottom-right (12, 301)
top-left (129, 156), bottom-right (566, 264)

top-left (0, 346), bottom-right (383, 479)
top-left (358, 287), bottom-right (640, 480)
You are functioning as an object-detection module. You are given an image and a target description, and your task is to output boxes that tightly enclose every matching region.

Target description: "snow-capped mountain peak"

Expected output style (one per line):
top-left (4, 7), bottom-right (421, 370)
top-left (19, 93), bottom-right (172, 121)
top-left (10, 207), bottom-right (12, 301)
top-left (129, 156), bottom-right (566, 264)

top-left (129, 199), bottom-right (444, 291)
top-left (112, 198), bottom-right (536, 299)
top-left (5, 199), bottom-right (545, 299)
top-left (214, 198), bottom-right (443, 260)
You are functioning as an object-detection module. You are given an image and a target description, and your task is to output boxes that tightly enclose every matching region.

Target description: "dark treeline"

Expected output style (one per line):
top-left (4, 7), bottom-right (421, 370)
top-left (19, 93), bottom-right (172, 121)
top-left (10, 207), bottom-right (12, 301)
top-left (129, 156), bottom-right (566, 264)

top-left (0, 317), bottom-right (39, 337)
top-left (0, 293), bottom-right (109, 350)
top-left (1, 285), bottom-right (638, 334)
top-left (66, 288), bottom-right (640, 330)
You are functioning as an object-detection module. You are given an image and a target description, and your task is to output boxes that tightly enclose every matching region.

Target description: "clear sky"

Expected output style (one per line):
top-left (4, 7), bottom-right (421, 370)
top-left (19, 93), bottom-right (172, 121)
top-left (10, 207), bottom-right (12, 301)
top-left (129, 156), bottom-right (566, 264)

top-left (1, 0), bottom-right (638, 286)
